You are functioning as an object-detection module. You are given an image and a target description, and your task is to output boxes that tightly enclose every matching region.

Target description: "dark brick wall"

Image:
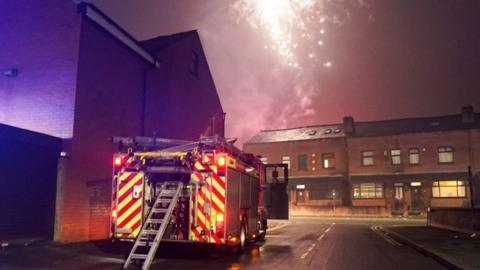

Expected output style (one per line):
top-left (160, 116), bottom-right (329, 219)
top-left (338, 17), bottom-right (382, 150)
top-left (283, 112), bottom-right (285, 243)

top-left (57, 17), bottom-right (149, 243)
top-left (0, 0), bottom-right (80, 138)
top-left (244, 138), bottom-right (347, 176)
top-left (245, 128), bottom-right (478, 210)
top-left (144, 32), bottom-right (224, 140)
top-left (0, 124), bottom-right (61, 239)
top-left (57, 18), bottom-right (224, 243)
top-left (348, 131), bottom-right (471, 174)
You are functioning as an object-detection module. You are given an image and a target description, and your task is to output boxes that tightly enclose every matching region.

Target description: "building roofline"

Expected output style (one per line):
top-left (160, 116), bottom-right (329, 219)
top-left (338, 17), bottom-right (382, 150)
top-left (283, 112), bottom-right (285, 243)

top-left (353, 113), bottom-right (479, 126)
top-left (141, 30), bottom-right (198, 52)
top-left (77, 3), bottom-right (159, 67)
top-left (259, 112), bottom-right (479, 134)
top-left (245, 109), bottom-right (479, 144)
top-left (259, 123), bottom-right (341, 133)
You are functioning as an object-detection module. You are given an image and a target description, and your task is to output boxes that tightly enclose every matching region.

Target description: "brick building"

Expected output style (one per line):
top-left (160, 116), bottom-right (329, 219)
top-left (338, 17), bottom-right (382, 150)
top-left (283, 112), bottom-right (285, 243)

top-left (1, 1), bottom-right (223, 242)
top-left (244, 107), bottom-right (480, 216)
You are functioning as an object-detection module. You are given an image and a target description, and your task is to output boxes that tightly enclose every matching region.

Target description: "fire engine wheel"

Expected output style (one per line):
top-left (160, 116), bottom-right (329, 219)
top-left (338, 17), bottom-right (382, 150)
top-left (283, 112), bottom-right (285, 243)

top-left (239, 224), bottom-right (247, 252)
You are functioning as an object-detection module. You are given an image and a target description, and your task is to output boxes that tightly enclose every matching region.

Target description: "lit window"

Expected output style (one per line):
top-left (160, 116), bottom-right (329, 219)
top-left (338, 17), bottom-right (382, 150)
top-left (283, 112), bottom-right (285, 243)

top-left (353, 183), bottom-right (383, 199)
top-left (432, 180), bottom-right (465, 198)
top-left (438, 146), bottom-right (453, 163)
top-left (409, 148), bottom-right (420, 165)
top-left (322, 153), bottom-right (335, 168)
top-left (361, 151), bottom-right (374, 166)
top-left (282, 156), bottom-right (290, 169)
top-left (298, 154), bottom-right (307, 171)
top-left (390, 149), bottom-right (401, 165)
top-left (410, 182), bottom-right (422, 187)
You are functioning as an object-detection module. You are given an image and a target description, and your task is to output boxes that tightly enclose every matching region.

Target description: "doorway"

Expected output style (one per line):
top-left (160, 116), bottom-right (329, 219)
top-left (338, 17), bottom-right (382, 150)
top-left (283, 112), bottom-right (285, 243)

top-left (410, 182), bottom-right (425, 213)
top-left (393, 183), bottom-right (404, 214)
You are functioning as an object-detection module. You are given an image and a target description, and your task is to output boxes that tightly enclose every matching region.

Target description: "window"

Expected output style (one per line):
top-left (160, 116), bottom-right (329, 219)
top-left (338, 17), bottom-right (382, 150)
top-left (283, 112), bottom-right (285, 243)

top-left (353, 183), bottom-right (384, 199)
top-left (394, 183), bottom-right (404, 200)
top-left (432, 180), bottom-right (465, 198)
top-left (438, 146), bottom-right (453, 163)
top-left (322, 153), bottom-right (335, 168)
top-left (307, 184), bottom-right (341, 200)
top-left (390, 149), bottom-right (401, 165)
top-left (409, 148), bottom-right (420, 165)
top-left (298, 154), bottom-right (307, 171)
top-left (282, 156), bottom-right (290, 169)
top-left (190, 50), bottom-right (199, 76)
top-left (361, 151), bottom-right (374, 166)
top-left (260, 157), bottom-right (268, 164)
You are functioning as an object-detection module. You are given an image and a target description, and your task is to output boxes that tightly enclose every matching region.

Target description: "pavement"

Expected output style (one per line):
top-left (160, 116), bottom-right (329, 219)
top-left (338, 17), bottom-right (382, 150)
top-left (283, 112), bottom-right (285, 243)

top-left (381, 225), bottom-right (480, 270)
top-left (0, 217), bottom-right (451, 270)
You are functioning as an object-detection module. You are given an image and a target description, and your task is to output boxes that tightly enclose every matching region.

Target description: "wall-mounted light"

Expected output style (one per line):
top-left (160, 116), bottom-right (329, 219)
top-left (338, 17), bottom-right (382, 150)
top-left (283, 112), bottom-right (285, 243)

top-left (3, 68), bottom-right (18, 78)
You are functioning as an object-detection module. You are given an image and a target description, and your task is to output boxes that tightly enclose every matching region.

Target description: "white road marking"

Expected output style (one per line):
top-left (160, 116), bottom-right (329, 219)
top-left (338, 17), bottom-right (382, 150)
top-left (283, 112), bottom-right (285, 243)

top-left (265, 235), bottom-right (287, 238)
top-left (325, 228), bottom-right (331, 233)
top-left (300, 243), bottom-right (316, 259)
top-left (267, 223), bottom-right (289, 232)
top-left (317, 233), bottom-right (325, 241)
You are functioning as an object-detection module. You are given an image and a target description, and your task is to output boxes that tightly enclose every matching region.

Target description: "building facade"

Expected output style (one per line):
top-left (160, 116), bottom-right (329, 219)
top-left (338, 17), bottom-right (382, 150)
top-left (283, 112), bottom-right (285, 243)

top-left (244, 107), bottom-right (480, 216)
top-left (1, 1), bottom-right (224, 242)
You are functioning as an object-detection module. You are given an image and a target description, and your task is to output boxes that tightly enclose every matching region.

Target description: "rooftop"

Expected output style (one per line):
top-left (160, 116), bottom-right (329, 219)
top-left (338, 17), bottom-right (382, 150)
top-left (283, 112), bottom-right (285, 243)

top-left (245, 124), bottom-right (345, 144)
top-left (245, 109), bottom-right (480, 144)
top-left (141, 30), bottom-right (197, 53)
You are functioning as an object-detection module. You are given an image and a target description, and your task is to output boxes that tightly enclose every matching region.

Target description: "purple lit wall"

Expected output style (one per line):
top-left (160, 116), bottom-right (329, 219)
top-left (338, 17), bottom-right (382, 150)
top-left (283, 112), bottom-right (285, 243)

top-left (0, 0), bottom-right (81, 138)
top-left (144, 31), bottom-right (224, 140)
top-left (57, 16), bottom-right (150, 242)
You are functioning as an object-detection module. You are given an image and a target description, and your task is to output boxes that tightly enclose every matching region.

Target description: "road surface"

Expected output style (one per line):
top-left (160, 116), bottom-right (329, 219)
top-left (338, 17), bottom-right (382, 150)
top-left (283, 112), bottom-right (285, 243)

top-left (0, 217), bottom-right (446, 269)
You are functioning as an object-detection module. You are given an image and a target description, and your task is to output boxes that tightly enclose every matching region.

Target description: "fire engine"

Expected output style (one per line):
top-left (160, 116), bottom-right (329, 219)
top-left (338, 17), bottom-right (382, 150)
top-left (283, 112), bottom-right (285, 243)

top-left (110, 135), bottom-right (288, 270)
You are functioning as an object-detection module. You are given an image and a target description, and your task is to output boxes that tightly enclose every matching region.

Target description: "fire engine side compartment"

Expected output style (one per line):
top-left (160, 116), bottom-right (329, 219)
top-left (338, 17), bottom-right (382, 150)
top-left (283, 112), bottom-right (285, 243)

top-left (225, 167), bottom-right (259, 237)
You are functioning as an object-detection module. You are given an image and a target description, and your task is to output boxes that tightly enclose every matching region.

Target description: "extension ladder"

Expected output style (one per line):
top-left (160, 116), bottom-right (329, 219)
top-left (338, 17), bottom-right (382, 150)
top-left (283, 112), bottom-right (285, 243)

top-left (122, 182), bottom-right (184, 270)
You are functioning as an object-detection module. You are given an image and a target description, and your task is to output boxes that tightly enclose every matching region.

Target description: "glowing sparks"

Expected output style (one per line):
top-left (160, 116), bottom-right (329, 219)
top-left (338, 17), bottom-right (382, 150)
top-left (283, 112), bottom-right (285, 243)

top-left (233, 0), bottom-right (331, 68)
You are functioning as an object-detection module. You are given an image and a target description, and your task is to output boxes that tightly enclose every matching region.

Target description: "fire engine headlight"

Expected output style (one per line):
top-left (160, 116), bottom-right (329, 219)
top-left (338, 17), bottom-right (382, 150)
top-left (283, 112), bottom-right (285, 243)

top-left (216, 213), bottom-right (224, 223)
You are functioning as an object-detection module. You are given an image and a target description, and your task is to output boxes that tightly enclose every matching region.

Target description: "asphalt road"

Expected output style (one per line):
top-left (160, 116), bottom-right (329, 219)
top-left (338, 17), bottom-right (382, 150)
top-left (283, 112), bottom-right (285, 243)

top-left (0, 217), bottom-right (447, 270)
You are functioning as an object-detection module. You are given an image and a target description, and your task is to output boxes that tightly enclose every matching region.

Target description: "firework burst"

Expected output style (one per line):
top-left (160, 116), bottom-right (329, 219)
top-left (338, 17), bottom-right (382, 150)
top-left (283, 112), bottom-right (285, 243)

top-left (232, 0), bottom-right (337, 69)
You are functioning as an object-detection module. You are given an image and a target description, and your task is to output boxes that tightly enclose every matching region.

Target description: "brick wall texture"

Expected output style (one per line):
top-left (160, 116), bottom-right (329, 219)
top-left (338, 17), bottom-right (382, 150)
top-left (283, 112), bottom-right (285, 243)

top-left (0, 0), bottom-right (80, 138)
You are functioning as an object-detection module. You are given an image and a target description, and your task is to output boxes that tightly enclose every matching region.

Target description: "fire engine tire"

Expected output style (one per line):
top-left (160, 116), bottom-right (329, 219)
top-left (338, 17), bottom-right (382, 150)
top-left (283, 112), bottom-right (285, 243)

top-left (239, 224), bottom-right (247, 252)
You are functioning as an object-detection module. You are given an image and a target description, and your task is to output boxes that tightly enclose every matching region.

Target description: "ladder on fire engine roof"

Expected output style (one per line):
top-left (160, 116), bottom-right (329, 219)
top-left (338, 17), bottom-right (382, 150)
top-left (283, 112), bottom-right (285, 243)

top-left (112, 135), bottom-right (259, 167)
top-left (122, 182), bottom-right (184, 270)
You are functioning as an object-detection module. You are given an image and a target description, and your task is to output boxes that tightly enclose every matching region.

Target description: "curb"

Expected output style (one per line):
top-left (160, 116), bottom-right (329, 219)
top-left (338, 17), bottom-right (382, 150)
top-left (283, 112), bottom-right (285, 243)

top-left (380, 228), bottom-right (464, 270)
top-left (0, 238), bottom-right (51, 250)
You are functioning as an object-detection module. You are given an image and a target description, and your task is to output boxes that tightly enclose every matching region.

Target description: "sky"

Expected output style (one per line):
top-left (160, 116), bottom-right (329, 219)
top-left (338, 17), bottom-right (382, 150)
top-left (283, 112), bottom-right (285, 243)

top-left (90, 0), bottom-right (480, 144)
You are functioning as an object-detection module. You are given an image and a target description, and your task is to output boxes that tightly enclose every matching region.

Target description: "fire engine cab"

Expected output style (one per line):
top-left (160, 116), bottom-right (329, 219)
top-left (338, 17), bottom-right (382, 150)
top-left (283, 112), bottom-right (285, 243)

top-left (110, 135), bottom-right (288, 270)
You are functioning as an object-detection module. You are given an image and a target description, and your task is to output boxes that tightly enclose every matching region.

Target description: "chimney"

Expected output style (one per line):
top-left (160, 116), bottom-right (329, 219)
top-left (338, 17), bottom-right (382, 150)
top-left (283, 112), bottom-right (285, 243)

top-left (461, 105), bottom-right (474, 125)
top-left (343, 116), bottom-right (355, 134)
